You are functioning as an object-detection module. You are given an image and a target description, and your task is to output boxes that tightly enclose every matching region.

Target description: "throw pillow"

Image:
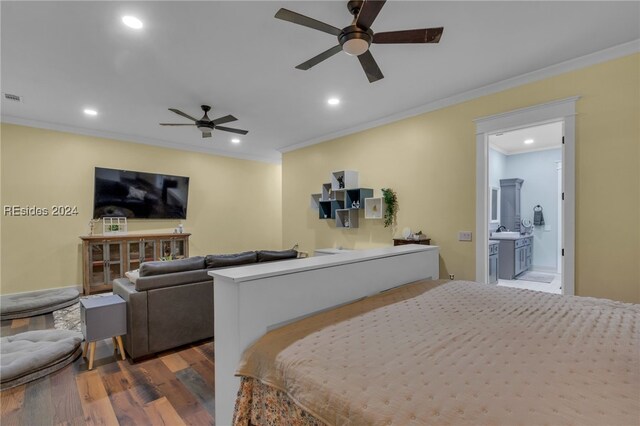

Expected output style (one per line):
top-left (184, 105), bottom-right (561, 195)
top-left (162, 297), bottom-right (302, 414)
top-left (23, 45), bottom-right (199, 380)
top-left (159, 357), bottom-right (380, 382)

top-left (257, 249), bottom-right (298, 262)
top-left (205, 251), bottom-right (257, 269)
top-left (125, 269), bottom-right (140, 284)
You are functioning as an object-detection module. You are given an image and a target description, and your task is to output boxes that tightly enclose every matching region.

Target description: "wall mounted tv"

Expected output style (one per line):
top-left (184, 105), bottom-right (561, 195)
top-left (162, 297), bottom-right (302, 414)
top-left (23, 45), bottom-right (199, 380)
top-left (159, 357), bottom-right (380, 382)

top-left (93, 167), bottom-right (190, 219)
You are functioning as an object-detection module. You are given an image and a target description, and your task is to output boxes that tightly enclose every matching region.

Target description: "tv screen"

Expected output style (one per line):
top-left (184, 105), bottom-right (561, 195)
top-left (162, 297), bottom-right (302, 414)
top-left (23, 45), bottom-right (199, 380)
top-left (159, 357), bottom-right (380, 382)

top-left (93, 167), bottom-right (189, 219)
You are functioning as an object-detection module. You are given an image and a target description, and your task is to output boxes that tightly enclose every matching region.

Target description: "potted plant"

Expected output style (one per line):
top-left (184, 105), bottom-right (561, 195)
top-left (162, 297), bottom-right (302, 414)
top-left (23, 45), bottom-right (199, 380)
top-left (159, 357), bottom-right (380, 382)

top-left (381, 188), bottom-right (398, 228)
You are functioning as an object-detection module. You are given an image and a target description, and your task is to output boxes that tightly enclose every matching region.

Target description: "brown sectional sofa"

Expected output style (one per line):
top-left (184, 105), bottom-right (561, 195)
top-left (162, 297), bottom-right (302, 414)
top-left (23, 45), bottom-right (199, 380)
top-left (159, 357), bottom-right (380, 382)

top-left (112, 250), bottom-right (298, 360)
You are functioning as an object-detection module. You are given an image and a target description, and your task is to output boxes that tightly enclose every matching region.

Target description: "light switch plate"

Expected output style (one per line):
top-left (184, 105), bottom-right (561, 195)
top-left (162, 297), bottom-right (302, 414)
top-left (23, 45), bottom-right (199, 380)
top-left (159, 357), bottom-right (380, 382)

top-left (458, 231), bottom-right (473, 241)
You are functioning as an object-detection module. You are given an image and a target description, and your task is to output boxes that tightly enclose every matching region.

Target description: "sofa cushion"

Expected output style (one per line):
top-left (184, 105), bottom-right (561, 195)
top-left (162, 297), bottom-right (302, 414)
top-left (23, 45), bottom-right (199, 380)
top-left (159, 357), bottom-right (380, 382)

top-left (135, 269), bottom-right (211, 292)
top-left (139, 256), bottom-right (205, 277)
top-left (257, 249), bottom-right (298, 262)
top-left (205, 251), bottom-right (257, 269)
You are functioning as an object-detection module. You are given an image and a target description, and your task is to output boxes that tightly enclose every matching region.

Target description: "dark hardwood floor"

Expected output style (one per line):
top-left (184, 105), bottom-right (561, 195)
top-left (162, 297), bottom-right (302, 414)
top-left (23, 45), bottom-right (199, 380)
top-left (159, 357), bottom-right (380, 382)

top-left (1, 313), bottom-right (215, 425)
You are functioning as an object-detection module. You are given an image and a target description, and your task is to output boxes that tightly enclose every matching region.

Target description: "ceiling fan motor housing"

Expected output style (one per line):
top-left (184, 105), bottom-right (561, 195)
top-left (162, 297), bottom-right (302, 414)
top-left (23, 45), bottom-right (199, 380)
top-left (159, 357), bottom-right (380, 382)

top-left (196, 121), bottom-right (214, 132)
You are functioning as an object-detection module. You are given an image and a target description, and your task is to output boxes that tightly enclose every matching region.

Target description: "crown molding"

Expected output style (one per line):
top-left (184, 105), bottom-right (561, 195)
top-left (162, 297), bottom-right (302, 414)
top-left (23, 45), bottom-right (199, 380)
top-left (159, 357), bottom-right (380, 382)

top-left (0, 116), bottom-right (281, 164)
top-left (279, 39), bottom-right (639, 154)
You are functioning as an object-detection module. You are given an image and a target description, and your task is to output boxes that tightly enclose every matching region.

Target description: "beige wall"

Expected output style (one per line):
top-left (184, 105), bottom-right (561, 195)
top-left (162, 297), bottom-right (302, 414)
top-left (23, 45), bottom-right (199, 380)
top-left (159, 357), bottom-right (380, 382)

top-left (0, 124), bottom-right (282, 294)
top-left (283, 54), bottom-right (639, 303)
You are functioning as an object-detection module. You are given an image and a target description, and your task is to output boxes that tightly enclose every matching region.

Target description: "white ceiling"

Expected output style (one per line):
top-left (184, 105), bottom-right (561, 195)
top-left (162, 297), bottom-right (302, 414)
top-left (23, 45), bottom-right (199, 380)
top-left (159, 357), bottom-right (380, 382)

top-left (489, 121), bottom-right (562, 155)
top-left (1, 2), bottom-right (638, 163)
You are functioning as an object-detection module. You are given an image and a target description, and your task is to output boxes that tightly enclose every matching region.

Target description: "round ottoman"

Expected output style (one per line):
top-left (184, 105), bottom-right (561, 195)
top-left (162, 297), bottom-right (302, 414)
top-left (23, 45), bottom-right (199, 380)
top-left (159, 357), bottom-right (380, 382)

top-left (0, 329), bottom-right (83, 390)
top-left (0, 288), bottom-right (80, 320)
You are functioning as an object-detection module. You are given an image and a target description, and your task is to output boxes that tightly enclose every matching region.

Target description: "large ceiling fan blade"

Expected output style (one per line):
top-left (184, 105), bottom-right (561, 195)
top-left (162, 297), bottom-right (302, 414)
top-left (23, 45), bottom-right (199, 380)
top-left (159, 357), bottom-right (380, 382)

top-left (159, 123), bottom-right (196, 126)
top-left (356, 0), bottom-right (386, 30)
top-left (373, 27), bottom-right (444, 44)
top-left (202, 132), bottom-right (212, 138)
top-left (212, 114), bottom-right (237, 126)
top-left (168, 108), bottom-right (198, 121)
top-left (275, 8), bottom-right (341, 36)
top-left (357, 50), bottom-right (384, 83)
top-left (295, 45), bottom-right (342, 70)
top-left (216, 126), bottom-right (249, 135)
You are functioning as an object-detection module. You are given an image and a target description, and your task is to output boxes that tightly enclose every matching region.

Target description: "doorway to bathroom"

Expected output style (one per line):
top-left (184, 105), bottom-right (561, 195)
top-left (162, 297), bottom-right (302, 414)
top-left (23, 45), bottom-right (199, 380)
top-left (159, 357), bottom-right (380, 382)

top-left (474, 97), bottom-right (577, 296)
top-left (487, 122), bottom-right (563, 294)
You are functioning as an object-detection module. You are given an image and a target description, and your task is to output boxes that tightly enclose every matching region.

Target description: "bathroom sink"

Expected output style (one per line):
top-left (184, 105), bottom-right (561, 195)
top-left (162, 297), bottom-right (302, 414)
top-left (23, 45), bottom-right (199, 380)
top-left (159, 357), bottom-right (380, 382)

top-left (490, 231), bottom-right (521, 239)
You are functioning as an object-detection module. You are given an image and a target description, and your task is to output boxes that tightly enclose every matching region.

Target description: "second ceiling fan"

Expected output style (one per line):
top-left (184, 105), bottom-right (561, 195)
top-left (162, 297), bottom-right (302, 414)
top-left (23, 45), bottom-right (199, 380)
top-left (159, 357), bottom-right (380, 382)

top-left (160, 105), bottom-right (248, 139)
top-left (275, 0), bottom-right (444, 83)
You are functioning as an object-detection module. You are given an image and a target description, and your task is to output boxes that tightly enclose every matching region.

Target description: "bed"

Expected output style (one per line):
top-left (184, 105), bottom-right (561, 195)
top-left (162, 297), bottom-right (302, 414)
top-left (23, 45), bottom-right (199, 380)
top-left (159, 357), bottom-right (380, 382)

top-left (231, 279), bottom-right (639, 425)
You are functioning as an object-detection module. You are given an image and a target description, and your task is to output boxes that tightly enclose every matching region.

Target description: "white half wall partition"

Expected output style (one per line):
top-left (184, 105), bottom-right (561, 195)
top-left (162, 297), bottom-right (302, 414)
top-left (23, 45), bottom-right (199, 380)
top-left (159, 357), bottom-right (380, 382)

top-left (210, 245), bottom-right (440, 425)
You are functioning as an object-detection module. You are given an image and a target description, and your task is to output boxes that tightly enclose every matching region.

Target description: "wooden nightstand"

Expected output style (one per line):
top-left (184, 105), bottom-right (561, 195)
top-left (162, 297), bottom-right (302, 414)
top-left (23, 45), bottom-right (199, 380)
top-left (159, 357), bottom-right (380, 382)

top-left (393, 238), bottom-right (431, 246)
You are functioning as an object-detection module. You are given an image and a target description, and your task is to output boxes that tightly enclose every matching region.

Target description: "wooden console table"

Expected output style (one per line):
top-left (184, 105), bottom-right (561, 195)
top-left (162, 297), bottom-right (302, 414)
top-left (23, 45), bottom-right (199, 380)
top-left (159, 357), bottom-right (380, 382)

top-left (80, 232), bottom-right (190, 295)
top-left (393, 238), bottom-right (431, 246)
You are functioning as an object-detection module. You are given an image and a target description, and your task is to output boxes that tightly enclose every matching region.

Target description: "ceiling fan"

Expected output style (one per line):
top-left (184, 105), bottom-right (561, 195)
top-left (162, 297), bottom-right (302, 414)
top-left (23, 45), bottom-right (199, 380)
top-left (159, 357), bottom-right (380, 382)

top-left (160, 105), bottom-right (248, 138)
top-left (275, 0), bottom-right (443, 83)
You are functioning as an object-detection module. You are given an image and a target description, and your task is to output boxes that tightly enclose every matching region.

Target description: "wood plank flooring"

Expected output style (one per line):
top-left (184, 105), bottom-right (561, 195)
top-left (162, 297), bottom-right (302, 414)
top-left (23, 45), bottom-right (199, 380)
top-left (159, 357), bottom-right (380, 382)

top-left (1, 313), bottom-right (215, 425)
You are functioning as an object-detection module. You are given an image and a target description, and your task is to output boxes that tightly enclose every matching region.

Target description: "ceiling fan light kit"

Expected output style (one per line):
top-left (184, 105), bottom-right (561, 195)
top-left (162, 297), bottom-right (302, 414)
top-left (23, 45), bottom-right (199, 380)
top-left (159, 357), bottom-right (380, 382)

top-left (275, 0), bottom-right (443, 83)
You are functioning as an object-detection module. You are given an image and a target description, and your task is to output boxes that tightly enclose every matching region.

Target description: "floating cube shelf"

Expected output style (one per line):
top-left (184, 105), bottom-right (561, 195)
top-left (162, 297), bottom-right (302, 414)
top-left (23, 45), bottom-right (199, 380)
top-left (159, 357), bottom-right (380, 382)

top-left (322, 183), bottom-right (332, 201)
top-left (310, 194), bottom-right (321, 210)
top-left (346, 188), bottom-right (373, 209)
top-left (311, 171), bottom-right (387, 230)
top-left (331, 170), bottom-right (358, 190)
top-left (336, 209), bottom-right (359, 228)
top-left (364, 197), bottom-right (385, 219)
top-left (319, 200), bottom-right (344, 219)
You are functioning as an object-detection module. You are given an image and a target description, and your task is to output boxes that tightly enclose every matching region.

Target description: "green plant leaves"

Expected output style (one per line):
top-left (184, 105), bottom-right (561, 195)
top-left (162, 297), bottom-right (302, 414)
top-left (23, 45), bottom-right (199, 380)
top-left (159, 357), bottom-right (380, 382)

top-left (381, 188), bottom-right (398, 228)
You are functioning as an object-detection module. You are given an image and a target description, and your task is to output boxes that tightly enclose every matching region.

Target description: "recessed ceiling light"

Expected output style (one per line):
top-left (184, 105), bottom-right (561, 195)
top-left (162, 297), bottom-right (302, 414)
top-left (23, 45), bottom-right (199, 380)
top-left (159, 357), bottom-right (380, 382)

top-left (231, 138), bottom-right (240, 144)
top-left (524, 139), bottom-right (534, 145)
top-left (327, 98), bottom-right (340, 106)
top-left (122, 16), bottom-right (143, 29)
top-left (83, 108), bottom-right (98, 116)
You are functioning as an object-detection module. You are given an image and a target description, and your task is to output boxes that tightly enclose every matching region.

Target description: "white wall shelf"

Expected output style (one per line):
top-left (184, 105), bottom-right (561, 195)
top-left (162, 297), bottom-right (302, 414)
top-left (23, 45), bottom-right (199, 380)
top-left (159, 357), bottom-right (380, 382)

top-left (310, 194), bottom-right (321, 210)
top-left (331, 170), bottom-right (358, 190)
top-left (322, 183), bottom-right (332, 201)
top-left (311, 171), bottom-right (383, 229)
top-left (364, 197), bottom-right (385, 219)
top-left (336, 209), bottom-right (359, 228)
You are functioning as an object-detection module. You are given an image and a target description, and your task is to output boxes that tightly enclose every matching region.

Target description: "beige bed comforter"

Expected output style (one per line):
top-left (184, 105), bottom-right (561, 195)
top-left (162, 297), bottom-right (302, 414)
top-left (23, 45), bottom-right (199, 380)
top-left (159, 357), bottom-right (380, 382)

top-left (236, 280), bottom-right (639, 425)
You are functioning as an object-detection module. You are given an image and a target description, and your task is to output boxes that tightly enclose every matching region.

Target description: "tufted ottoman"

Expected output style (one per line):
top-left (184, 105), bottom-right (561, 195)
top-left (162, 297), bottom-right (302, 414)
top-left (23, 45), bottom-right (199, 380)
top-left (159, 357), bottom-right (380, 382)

top-left (0, 288), bottom-right (80, 320)
top-left (0, 330), bottom-right (83, 390)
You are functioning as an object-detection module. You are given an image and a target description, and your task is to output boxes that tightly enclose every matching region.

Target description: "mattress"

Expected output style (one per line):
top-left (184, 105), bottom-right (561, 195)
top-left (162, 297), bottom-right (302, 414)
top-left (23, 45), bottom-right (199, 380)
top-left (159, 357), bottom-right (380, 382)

top-left (235, 280), bottom-right (639, 425)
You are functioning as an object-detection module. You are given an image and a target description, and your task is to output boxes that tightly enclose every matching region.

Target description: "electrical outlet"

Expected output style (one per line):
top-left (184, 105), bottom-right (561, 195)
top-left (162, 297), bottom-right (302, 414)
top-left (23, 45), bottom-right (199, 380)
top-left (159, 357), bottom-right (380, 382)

top-left (449, 274), bottom-right (455, 280)
top-left (458, 231), bottom-right (473, 241)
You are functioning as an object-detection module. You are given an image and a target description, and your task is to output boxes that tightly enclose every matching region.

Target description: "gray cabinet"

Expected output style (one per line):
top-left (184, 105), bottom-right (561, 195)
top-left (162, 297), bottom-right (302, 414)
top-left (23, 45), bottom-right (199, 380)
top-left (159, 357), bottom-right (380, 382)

top-left (495, 236), bottom-right (533, 279)
top-left (500, 178), bottom-right (524, 232)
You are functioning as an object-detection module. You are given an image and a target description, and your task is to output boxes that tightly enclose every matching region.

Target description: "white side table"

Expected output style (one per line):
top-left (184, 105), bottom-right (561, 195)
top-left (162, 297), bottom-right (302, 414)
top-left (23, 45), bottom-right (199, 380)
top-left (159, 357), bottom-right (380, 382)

top-left (80, 295), bottom-right (127, 369)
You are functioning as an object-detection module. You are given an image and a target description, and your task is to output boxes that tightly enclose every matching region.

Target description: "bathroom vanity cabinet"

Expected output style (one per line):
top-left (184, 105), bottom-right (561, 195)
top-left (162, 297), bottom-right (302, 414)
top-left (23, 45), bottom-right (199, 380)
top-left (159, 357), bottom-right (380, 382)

top-left (494, 236), bottom-right (533, 280)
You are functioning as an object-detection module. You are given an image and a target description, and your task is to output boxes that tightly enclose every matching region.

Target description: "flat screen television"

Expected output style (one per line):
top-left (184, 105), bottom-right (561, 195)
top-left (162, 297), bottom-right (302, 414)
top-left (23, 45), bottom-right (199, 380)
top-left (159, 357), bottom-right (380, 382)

top-left (93, 167), bottom-right (189, 219)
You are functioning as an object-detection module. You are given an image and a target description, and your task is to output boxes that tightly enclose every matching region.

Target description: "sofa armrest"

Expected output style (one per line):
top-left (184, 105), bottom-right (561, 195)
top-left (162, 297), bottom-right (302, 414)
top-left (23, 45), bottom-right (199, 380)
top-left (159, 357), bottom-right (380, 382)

top-left (112, 278), bottom-right (149, 360)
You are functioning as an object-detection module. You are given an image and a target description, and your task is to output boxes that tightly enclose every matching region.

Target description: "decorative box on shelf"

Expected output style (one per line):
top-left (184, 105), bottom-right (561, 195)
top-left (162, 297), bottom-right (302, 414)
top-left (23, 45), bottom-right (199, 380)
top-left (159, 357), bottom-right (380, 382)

top-left (103, 217), bottom-right (127, 235)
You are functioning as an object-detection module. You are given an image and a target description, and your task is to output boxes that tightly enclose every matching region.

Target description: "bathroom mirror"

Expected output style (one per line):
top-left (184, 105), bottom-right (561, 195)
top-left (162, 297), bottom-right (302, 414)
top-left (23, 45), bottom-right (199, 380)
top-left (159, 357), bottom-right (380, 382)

top-left (490, 186), bottom-right (500, 224)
